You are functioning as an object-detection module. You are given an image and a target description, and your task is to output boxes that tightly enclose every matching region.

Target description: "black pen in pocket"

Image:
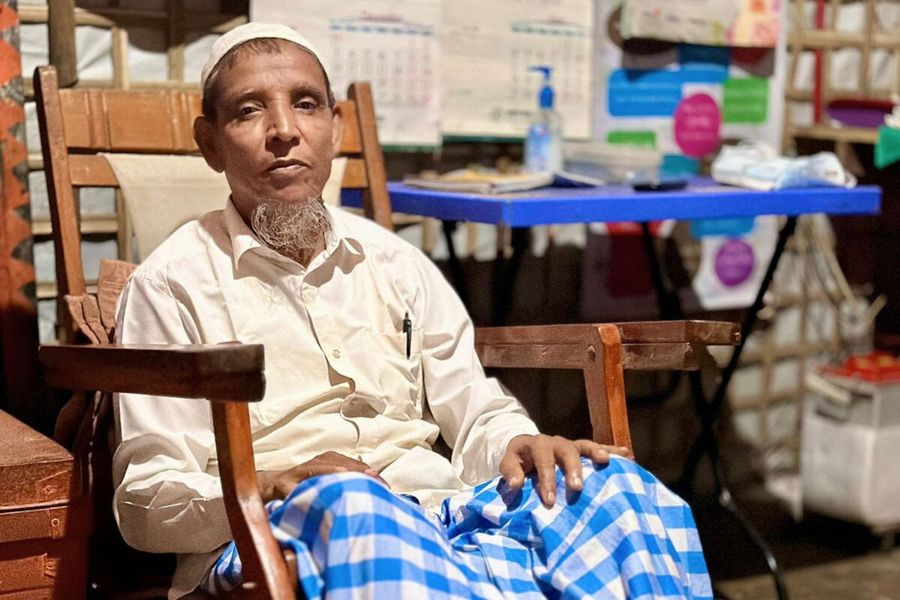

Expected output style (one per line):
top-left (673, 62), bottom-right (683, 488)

top-left (402, 312), bottom-right (412, 359)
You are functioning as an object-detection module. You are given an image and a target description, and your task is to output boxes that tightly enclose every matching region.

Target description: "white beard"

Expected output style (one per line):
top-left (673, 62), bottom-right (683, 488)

top-left (250, 197), bottom-right (332, 261)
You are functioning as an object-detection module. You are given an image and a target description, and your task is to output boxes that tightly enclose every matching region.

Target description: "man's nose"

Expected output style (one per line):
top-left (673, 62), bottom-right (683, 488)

top-left (267, 103), bottom-right (299, 142)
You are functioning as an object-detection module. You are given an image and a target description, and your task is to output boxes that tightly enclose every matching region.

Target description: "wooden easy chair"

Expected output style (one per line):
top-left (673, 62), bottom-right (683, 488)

top-left (0, 64), bottom-right (738, 598)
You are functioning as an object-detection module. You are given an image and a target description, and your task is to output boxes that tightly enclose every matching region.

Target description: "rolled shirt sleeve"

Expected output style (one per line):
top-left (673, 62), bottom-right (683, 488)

top-left (414, 254), bottom-right (540, 486)
top-left (113, 273), bottom-right (231, 554)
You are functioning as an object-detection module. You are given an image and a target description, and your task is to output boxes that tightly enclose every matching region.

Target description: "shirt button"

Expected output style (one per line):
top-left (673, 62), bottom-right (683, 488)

top-left (332, 349), bottom-right (342, 359)
top-left (301, 286), bottom-right (317, 303)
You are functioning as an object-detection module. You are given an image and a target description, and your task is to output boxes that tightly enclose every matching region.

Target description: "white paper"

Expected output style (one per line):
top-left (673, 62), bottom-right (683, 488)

top-left (251, 0), bottom-right (442, 147)
top-left (442, 0), bottom-right (594, 139)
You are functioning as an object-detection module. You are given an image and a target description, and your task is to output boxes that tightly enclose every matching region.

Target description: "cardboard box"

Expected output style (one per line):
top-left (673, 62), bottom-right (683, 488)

top-left (802, 352), bottom-right (900, 527)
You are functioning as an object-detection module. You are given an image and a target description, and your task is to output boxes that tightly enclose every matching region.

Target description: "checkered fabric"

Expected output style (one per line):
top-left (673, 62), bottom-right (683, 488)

top-left (204, 456), bottom-right (712, 599)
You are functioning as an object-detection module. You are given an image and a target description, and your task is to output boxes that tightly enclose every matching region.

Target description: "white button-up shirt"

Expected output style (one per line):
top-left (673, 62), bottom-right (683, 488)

top-left (112, 199), bottom-right (539, 597)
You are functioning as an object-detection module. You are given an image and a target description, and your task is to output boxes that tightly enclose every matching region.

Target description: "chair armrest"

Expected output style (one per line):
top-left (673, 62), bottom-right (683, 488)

top-left (475, 320), bottom-right (739, 372)
top-left (39, 343), bottom-right (265, 402)
top-left (40, 342), bottom-right (292, 596)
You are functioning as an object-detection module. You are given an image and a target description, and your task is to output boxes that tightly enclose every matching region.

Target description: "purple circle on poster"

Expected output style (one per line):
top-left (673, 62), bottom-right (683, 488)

top-left (674, 93), bottom-right (721, 157)
top-left (715, 239), bottom-right (754, 287)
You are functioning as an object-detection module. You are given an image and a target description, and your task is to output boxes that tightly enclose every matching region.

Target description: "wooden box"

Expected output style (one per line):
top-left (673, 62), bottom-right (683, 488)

top-left (0, 411), bottom-right (88, 599)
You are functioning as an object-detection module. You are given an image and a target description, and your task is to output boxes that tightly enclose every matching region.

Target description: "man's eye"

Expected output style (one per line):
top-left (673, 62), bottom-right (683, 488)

top-left (295, 100), bottom-right (319, 111)
top-left (238, 105), bottom-right (257, 117)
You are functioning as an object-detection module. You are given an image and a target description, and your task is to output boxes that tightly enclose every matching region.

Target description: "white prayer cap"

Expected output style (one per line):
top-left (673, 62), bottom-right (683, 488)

top-left (200, 22), bottom-right (323, 88)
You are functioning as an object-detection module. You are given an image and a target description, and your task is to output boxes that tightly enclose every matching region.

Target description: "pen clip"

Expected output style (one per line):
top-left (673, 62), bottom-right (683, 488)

top-left (402, 312), bottom-right (412, 359)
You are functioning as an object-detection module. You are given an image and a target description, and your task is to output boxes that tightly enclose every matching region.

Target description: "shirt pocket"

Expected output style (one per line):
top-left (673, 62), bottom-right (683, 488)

top-left (350, 327), bottom-right (424, 420)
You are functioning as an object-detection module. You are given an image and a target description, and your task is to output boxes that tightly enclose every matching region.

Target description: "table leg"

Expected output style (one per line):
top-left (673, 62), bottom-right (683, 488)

top-left (641, 217), bottom-right (797, 600)
top-left (680, 216), bottom-right (798, 485)
top-left (441, 220), bottom-right (469, 308)
top-left (492, 227), bottom-right (530, 325)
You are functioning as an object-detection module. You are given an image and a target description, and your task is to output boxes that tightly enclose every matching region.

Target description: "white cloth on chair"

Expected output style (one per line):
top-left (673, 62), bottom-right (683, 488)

top-left (102, 154), bottom-right (347, 261)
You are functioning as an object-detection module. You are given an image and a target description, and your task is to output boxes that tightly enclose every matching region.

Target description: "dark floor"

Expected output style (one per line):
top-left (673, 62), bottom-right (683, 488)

top-left (437, 239), bottom-right (900, 600)
top-left (694, 485), bottom-right (900, 599)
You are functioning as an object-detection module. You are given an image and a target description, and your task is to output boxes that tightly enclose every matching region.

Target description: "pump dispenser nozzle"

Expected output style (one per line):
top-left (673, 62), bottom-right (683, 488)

top-left (529, 65), bottom-right (554, 109)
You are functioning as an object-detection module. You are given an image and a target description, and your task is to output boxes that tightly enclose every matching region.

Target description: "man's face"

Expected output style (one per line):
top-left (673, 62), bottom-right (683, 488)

top-left (197, 41), bottom-right (341, 221)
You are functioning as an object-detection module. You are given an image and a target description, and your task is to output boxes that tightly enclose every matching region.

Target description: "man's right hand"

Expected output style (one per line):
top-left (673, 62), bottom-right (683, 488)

top-left (256, 451), bottom-right (388, 503)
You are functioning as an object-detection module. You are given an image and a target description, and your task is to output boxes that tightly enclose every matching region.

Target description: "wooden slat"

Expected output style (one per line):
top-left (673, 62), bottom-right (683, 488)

top-left (58, 90), bottom-right (110, 152)
top-left (477, 343), bottom-right (591, 371)
top-left (478, 341), bottom-right (707, 372)
top-left (335, 101), bottom-right (362, 153)
top-left (58, 89), bottom-right (201, 152)
top-left (0, 411), bottom-right (74, 511)
top-left (68, 155), bottom-right (118, 187)
top-left (789, 124), bottom-right (879, 144)
top-left (0, 505), bottom-right (90, 544)
top-left (340, 158), bottom-right (368, 189)
top-left (597, 324), bottom-right (631, 448)
top-left (347, 82), bottom-right (393, 230)
top-left (619, 342), bottom-right (702, 371)
top-left (33, 214), bottom-right (119, 236)
top-left (105, 92), bottom-right (195, 151)
top-left (19, 4), bottom-right (247, 32)
top-left (618, 320), bottom-right (739, 345)
top-left (47, 0), bottom-right (77, 88)
top-left (39, 343), bottom-right (266, 402)
top-left (475, 321), bottom-right (740, 348)
top-left (788, 29), bottom-right (900, 50)
top-left (166, 0), bottom-right (186, 82)
top-left (35, 281), bottom-right (99, 302)
top-left (34, 67), bottom-right (87, 306)
top-left (211, 402), bottom-right (296, 598)
top-left (69, 154), bottom-right (366, 189)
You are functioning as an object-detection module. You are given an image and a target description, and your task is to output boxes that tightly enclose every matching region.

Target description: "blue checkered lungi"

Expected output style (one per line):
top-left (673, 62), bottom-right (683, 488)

top-left (204, 456), bottom-right (712, 599)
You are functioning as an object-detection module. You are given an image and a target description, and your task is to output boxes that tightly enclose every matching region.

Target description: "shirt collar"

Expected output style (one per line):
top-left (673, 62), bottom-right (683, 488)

top-left (223, 198), bottom-right (364, 273)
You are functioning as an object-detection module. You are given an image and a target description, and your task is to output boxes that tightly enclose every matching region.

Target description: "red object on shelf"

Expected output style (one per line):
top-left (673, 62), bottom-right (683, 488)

top-left (822, 351), bottom-right (900, 383)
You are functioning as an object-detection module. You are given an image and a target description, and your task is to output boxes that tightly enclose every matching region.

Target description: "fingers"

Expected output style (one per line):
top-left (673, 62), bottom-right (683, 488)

top-left (608, 444), bottom-right (635, 460)
top-left (505, 436), bottom-right (637, 510)
top-left (364, 468), bottom-right (391, 489)
top-left (529, 437), bottom-right (559, 507)
top-left (499, 447), bottom-right (528, 490)
top-left (574, 440), bottom-right (633, 462)
top-left (317, 451), bottom-right (373, 472)
top-left (555, 441), bottom-right (584, 493)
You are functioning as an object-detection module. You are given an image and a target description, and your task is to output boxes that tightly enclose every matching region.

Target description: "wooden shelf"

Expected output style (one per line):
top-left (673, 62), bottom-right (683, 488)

top-left (32, 214), bottom-right (119, 237)
top-left (37, 281), bottom-right (97, 301)
top-left (789, 125), bottom-right (879, 145)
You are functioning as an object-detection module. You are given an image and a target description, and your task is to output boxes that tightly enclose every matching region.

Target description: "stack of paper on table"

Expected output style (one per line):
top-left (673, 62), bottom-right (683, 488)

top-left (404, 169), bottom-right (554, 194)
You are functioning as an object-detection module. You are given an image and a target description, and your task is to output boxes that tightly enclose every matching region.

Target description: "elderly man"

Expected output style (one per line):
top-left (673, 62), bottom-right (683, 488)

top-left (113, 22), bottom-right (711, 599)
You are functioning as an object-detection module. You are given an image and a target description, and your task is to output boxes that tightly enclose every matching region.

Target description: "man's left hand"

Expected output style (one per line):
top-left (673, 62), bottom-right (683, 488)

top-left (499, 434), bottom-right (633, 507)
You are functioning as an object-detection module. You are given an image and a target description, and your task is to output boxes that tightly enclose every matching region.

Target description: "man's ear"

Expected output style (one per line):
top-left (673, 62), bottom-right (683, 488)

top-left (331, 104), bottom-right (345, 157)
top-left (193, 116), bottom-right (225, 173)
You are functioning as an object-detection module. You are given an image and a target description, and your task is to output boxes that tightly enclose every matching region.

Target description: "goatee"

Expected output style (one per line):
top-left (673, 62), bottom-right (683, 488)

top-left (250, 196), bottom-right (332, 261)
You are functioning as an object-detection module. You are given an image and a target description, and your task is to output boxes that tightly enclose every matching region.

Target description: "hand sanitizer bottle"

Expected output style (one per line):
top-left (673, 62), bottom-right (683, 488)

top-left (524, 66), bottom-right (563, 173)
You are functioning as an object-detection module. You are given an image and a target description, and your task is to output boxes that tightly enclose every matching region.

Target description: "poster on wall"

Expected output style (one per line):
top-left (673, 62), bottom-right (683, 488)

top-left (594, 0), bottom-right (786, 309)
top-left (690, 216), bottom-right (778, 310)
top-left (442, 0), bottom-right (595, 139)
top-left (251, 0), bottom-right (442, 147)
top-left (595, 0), bottom-right (786, 162)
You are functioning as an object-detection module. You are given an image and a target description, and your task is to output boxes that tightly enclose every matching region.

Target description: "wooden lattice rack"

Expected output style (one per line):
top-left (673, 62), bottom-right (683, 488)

top-left (784, 0), bottom-right (900, 148)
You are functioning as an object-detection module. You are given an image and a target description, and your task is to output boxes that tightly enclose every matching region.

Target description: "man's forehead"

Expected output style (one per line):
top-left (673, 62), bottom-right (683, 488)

top-left (216, 43), bottom-right (329, 96)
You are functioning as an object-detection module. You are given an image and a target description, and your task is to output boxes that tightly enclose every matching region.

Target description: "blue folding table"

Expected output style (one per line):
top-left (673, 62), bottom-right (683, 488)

top-left (345, 178), bottom-right (881, 599)
top-left (383, 177), bottom-right (880, 224)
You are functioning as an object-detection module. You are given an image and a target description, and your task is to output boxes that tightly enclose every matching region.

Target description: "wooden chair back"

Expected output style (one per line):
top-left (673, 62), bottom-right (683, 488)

top-left (31, 65), bottom-right (396, 598)
top-left (33, 65), bottom-right (393, 340)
